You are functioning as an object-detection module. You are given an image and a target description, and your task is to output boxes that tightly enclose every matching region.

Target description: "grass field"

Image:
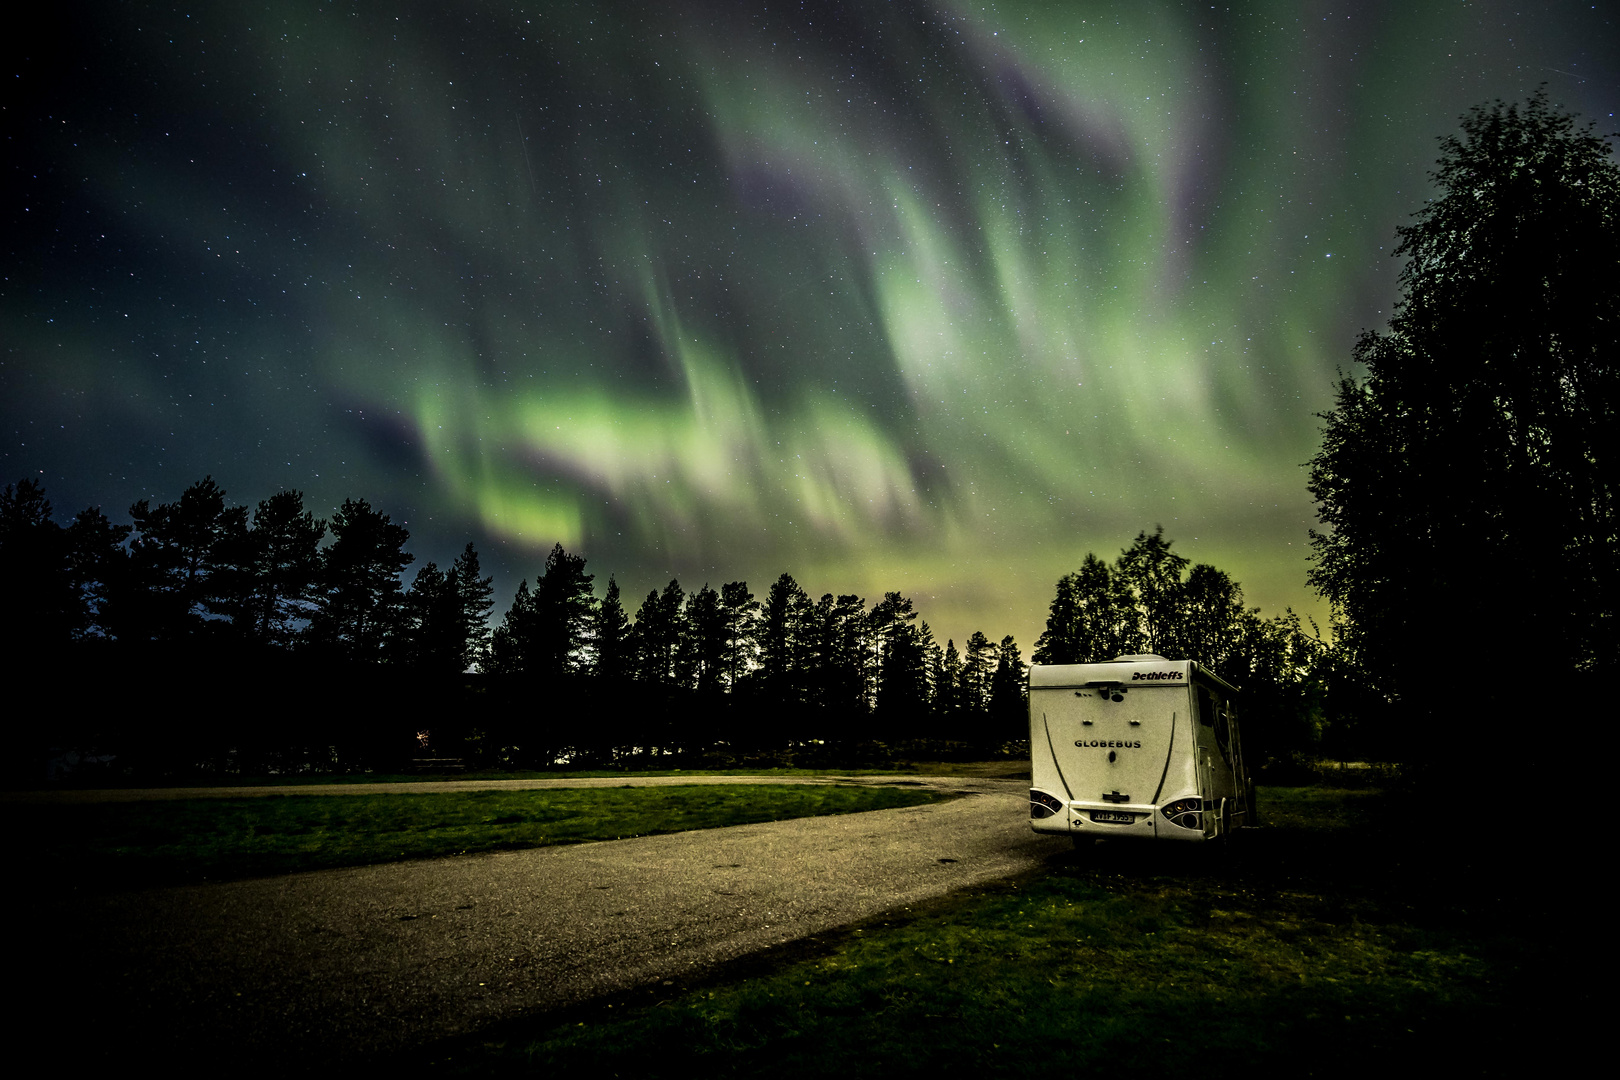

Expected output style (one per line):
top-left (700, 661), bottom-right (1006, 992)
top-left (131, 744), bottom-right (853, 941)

top-left (21, 760), bottom-right (1028, 789)
top-left (19, 783), bottom-right (950, 892)
top-left (417, 785), bottom-right (1548, 1077)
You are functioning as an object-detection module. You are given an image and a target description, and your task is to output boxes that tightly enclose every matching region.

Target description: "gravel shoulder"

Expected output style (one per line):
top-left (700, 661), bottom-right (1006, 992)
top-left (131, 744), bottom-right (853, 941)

top-left (15, 776), bottom-right (1060, 1065)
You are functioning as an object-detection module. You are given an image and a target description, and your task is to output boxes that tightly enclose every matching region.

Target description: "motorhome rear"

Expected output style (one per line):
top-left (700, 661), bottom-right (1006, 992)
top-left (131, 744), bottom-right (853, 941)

top-left (1028, 655), bottom-right (1253, 843)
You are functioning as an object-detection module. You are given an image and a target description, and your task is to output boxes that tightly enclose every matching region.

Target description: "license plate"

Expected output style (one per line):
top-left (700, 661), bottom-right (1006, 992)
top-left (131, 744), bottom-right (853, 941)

top-left (1091, 810), bottom-right (1135, 824)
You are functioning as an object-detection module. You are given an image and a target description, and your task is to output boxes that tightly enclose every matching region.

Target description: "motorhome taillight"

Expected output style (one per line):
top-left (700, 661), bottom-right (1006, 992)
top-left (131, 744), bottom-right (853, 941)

top-left (1030, 790), bottom-right (1065, 819)
top-left (1160, 797), bottom-right (1202, 831)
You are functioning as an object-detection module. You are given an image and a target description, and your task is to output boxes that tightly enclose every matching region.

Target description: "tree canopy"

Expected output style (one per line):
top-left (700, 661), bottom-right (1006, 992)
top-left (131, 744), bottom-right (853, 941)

top-left (1308, 92), bottom-right (1619, 719)
top-left (1035, 529), bottom-right (1328, 760)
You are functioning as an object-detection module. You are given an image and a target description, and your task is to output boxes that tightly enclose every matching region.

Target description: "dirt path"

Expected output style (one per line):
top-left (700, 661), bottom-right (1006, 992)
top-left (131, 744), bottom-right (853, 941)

top-left (16, 776), bottom-right (1060, 1065)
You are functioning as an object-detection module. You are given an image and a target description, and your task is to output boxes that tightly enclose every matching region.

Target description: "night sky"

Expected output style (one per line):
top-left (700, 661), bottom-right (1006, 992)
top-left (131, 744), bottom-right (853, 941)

top-left (6, 1), bottom-right (1616, 650)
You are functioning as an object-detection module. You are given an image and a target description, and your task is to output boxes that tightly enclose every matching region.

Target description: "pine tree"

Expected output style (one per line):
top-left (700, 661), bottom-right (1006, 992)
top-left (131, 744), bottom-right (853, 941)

top-left (451, 543), bottom-right (495, 670)
top-left (125, 477), bottom-right (249, 641)
top-left (801, 592), bottom-right (866, 721)
top-left (400, 561), bottom-right (461, 672)
top-left (487, 580), bottom-right (535, 676)
top-left (631, 579), bottom-right (684, 687)
top-left (718, 581), bottom-right (760, 692)
top-left (962, 631), bottom-right (997, 717)
top-left (682, 584), bottom-right (727, 696)
top-left (490, 544), bottom-right (595, 678)
top-left (936, 638), bottom-right (965, 729)
top-left (307, 497), bottom-right (413, 662)
top-left (870, 592), bottom-right (927, 728)
top-left (593, 576), bottom-right (631, 682)
top-left (224, 489), bottom-right (325, 647)
top-left (989, 634), bottom-right (1027, 741)
top-left (759, 573), bottom-right (809, 704)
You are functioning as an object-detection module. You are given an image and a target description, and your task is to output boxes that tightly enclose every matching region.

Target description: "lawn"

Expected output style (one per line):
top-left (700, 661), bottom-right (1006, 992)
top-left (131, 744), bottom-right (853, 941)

top-left (418, 785), bottom-right (1545, 1077)
top-left (20, 783), bottom-right (950, 892)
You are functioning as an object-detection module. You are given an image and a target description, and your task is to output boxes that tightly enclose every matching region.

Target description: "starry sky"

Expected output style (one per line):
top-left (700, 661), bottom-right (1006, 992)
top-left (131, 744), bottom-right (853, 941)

top-left (5, 1), bottom-right (1616, 651)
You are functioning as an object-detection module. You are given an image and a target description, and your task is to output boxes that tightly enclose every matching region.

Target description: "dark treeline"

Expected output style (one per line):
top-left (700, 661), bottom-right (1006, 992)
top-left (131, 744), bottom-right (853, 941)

top-left (0, 476), bottom-right (1028, 779)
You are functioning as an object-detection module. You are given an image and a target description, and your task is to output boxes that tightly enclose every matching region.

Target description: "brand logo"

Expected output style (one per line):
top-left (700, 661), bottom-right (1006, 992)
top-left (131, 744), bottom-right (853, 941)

top-left (1131, 671), bottom-right (1184, 681)
top-left (1074, 739), bottom-right (1143, 748)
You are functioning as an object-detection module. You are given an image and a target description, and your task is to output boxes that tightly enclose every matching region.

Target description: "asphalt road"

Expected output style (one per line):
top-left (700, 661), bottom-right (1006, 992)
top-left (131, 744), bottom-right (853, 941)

top-left (15, 775), bottom-right (1062, 1065)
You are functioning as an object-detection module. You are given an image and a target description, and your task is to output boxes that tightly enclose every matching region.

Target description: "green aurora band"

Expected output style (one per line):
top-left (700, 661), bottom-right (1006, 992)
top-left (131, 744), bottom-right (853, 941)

top-left (6, 1), bottom-right (1615, 649)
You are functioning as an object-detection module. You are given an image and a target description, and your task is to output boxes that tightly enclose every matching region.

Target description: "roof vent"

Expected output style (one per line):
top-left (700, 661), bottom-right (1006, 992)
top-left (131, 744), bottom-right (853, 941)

top-left (1111, 654), bottom-right (1167, 662)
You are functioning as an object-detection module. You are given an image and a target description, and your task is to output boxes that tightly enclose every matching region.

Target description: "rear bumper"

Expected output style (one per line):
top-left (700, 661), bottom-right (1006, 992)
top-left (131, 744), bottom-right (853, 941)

top-left (1029, 799), bottom-right (1212, 842)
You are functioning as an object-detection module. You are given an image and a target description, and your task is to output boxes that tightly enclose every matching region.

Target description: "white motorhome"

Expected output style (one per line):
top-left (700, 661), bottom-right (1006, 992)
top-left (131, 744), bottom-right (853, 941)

top-left (1028, 655), bottom-right (1253, 844)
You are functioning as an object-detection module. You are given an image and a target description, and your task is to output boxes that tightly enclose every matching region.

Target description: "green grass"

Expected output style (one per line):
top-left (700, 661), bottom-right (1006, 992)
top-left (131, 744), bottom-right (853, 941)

top-left (19, 768), bottom-right (861, 790)
top-left (22, 761), bottom-right (1023, 789)
top-left (418, 786), bottom-right (1543, 1077)
top-left (1249, 784), bottom-right (1383, 830)
top-left (21, 784), bottom-right (949, 892)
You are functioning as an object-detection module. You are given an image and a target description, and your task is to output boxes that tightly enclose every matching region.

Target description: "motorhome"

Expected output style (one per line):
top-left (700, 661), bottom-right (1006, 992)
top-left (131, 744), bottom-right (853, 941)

top-left (1028, 655), bottom-right (1253, 844)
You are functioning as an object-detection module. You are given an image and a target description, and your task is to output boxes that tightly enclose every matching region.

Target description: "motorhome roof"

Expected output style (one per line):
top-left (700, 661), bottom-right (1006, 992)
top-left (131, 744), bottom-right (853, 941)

top-left (1029, 659), bottom-right (1239, 696)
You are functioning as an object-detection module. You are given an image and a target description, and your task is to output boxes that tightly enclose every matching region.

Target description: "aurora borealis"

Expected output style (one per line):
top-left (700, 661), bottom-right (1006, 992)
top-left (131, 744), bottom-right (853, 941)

top-left (5, 2), bottom-right (1616, 650)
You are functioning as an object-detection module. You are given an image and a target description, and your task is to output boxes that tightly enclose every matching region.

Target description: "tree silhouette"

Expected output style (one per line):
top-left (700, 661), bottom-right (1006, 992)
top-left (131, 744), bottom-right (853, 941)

top-left (989, 634), bottom-right (1027, 740)
top-left (490, 543), bottom-right (594, 678)
top-left (592, 576), bottom-right (631, 682)
top-left (1309, 92), bottom-right (1619, 733)
top-left (962, 630), bottom-right (996, 717)
top-left (8, 469), bottom-right (1051, 769)
top-left (1174, 564), bottom-right (1248, 674)
top-left (1114, 526), bottom-right (1189, 656)
top-left (718, 581), bottom-right (761, 694)
top-left (64, 505), bottom-right (131, 639)
top-left (487, 580), bottom-right (534, 676)
top-left (451, 543), bottom-right (495, 669)
top-left (307, 498), bottom-right (412, 662)
top-left (805, 592), bottom-right (867, 722)
top-left (0, 479), bottom-right (79, 652)
top-left (124, 477), bottom-right (248, 641)
top-left (934, 638), bottom-right (965, 730)
top-left (401, 561), bottom-right (453, 667)
top-left (759, 573), bottom-right (809, 704)
top-left (1227, 610), bottom-right (1327, 762)
top-left (400, 547), bottom-right (491, 676)
top-left (1033, 552), bottom-right (1134, 664)
top-left (631, 579), bottom-right (684, 688)
top-left (681, 584), bottom-right (727, 697)
top-left (870, 592), bottom-right (927, 727)
top-left (221, 490), bottom-right (325, 647)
